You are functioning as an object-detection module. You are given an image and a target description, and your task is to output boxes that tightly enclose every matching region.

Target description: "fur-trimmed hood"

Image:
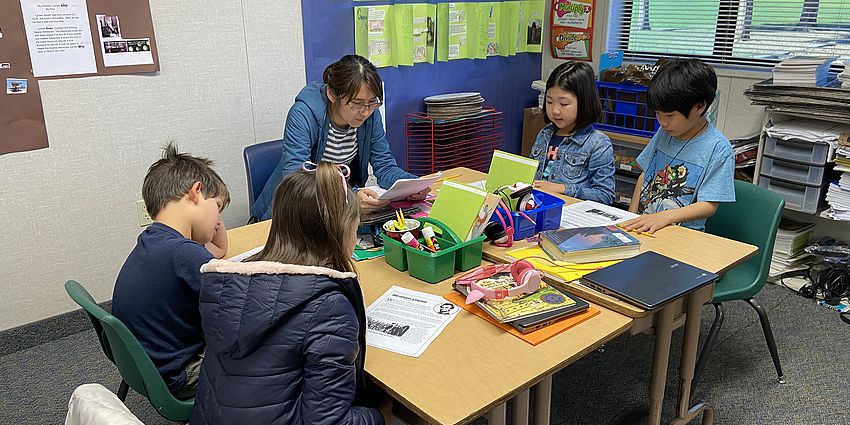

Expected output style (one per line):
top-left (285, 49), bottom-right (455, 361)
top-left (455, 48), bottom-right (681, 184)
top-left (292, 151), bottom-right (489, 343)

top-left (198, 259), bottom-right (361, 359)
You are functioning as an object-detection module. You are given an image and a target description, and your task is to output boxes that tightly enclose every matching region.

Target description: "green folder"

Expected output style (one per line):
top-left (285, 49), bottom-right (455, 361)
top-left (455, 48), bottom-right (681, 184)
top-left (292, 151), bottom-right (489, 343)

top-left (485, 150), bottom-right (540, 193)
top-left (429, 181), bottom-right (496, 242)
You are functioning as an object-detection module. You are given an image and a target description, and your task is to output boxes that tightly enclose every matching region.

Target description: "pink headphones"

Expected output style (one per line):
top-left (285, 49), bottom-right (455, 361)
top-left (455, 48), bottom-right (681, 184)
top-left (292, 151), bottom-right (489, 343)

top-left (454, 259), bottom-right (543, 304)
top-left (483, 199), bottom-right (538, 248)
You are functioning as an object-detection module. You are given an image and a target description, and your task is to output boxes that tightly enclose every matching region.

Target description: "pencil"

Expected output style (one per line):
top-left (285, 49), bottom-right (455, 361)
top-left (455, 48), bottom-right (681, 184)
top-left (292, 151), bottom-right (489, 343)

top-left (435, 173), bottom-right (463, 183)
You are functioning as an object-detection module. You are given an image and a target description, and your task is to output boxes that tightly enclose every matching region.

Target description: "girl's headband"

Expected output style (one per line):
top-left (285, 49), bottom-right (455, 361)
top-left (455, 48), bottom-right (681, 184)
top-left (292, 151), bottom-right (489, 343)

top-left (302, 161), bottom-right (351, 203)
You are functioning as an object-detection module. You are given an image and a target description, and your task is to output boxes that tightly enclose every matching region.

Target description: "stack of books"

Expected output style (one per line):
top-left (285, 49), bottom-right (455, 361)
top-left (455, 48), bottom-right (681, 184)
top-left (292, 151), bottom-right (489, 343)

top-left (539, 225), bottom-right (641, 263)
top-left (772, 56), bottom-right (835, 87)
top-left (424, 92), bottom-right (484, 120)
top-left (769, 217), bottom-right (814, 279)
top-left (839, 61), bottom-right (850, 88)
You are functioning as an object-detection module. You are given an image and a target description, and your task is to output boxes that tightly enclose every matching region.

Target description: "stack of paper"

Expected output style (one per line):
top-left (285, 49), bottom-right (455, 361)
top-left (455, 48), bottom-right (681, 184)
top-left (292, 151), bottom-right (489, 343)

top-left (424, 92), bottom-right (484, 120)
top-left (769, 217), bottom-right (814, 278)
top-left (825, 174), bottom-right (850, 221)
top-left (532, 79), bottom-right (546, 109)
top-left (731, 133), bottom-right (760, 169)
top-left (839, 61), bottom-right (850, 88)
top-left (765, 119), bottom-right (850, 154)
top-left (772, 56), bottom-right (836, 87)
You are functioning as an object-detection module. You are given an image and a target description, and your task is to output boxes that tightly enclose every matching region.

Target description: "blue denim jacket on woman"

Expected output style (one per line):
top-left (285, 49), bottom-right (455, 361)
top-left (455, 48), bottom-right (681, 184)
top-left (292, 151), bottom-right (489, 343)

top-left (530, 123), bottom-right (616, 205)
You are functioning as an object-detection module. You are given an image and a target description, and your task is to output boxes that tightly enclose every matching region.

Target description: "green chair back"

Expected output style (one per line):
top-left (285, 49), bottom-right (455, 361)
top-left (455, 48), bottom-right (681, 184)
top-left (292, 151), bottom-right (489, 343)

top-left (65, 280), bottom-right (115, 363)
top-left (704, 180), bottom-right (785, 303)
top-left (64, 280), bottom-right (194, 422)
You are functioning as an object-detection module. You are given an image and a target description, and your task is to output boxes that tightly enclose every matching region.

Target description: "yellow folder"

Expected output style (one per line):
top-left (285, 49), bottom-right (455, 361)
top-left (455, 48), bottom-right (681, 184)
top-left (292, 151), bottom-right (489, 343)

top-left (429, 181), bottom-right (500, 241)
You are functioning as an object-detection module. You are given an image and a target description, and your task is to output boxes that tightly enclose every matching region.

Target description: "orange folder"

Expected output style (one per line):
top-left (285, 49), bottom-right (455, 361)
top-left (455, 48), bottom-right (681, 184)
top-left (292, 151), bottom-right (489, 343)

top-left (443, 292), bottom-right (601, 346)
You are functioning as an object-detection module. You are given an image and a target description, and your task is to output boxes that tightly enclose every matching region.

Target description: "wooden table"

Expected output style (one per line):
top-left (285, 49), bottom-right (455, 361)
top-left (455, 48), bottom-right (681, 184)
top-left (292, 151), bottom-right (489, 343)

top-left (225, 221), bottom-right (632, 425)
top-left (441, 168), bottom-right (757, 425)
top-left (224, 166), bottom-right (756, 425)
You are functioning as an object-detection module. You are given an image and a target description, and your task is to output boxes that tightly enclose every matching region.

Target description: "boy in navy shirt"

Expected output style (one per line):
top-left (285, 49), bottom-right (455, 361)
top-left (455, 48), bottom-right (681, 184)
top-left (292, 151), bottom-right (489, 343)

top-left (112, 143), bottom-right (230, 399)
top-left (623, 58), bottom-right (735, 233)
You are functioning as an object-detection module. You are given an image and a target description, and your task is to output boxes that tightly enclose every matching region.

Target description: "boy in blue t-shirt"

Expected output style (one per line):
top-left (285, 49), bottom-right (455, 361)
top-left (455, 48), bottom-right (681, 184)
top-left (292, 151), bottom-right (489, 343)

top-left (112, 143), bottom-right (230, 399)
top-left (623, 58), bottom-right (735, 233)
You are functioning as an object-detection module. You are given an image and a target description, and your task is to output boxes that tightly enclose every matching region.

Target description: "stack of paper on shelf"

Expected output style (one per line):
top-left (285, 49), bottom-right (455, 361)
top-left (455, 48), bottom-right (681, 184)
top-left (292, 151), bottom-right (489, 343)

top-left (731, 133), bottom-right (760, 169)
top-left (532, 79), bottom-right (546, 109)
top-left (765, 119), bottom-right (850, 153)
top-left (424, 92), bottom-right (484, 120)
top-left (825, 174), bottom-right (850, 221)
top-left (769, 216), bottom-right (815, 278)
top-left (839, 61), bottom-right (850, 88)
top-left (772, 56), bottom-right (836, 87)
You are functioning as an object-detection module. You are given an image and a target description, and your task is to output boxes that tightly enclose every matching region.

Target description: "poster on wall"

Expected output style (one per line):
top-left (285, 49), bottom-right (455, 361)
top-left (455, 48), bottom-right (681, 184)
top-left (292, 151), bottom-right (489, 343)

top-left (550, 0), bottom-right (594, 61)
top-left (0, 0), bottom-right (160, 156)
top-left (354, 5), bottom-right (396, 68)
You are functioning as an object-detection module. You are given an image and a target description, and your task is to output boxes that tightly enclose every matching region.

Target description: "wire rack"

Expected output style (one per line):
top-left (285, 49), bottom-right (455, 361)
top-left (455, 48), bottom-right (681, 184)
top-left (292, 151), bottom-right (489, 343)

top-left (405, 107), bottom-right (504, 175)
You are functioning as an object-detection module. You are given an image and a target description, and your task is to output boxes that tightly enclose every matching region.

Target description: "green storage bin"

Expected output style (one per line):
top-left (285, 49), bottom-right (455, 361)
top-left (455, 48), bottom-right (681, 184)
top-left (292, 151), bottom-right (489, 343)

top-left (382, 217), bottom-right (485, 284)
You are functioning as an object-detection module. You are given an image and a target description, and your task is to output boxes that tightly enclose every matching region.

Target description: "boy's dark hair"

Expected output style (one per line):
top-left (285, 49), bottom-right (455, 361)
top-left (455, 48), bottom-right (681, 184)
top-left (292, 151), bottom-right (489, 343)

top-left (648, 58), bottom-right (717, 117)
top-left (323, 54), bottom-right (383, 109)
top-left (142, 142), bottom-right (230, 218)
top-left (544, 61), bottom-right (602, 129)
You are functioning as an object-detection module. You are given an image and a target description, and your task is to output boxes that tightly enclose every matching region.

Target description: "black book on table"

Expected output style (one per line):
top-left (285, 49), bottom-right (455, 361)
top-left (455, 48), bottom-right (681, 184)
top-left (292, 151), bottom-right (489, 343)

top-left (579, 251), bottom-right (719, 310)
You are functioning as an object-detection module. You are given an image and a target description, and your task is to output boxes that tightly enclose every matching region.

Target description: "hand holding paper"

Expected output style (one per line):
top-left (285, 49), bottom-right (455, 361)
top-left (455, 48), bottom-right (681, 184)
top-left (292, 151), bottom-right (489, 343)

top-left (377, 174), bottom-right (442, 200)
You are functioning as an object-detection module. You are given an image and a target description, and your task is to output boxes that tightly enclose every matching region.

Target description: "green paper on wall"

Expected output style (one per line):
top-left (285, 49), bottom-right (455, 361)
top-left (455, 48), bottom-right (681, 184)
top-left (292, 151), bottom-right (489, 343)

top-left (354, 5), bottom-right (396, 68)
top-left (518, 1), bottom-right (544, 53)
top-left (485, 150), bottom-right (540, 193)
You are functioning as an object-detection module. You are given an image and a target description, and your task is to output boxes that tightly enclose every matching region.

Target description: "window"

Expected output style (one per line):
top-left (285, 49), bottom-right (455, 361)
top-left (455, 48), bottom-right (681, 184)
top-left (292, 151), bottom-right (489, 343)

top-left (607, 0), bottom-right (850, 69)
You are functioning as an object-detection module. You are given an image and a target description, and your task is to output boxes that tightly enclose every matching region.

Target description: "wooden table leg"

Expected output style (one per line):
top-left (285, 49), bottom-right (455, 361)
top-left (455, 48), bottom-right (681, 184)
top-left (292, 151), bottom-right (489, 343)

top-left (533, 375), bottom-right (553, 425)
top-left (673, 284), bottom-right (715, 424)
top-left (648, 305), bottom-right (675, 425)
top-left (512, 388), bottom-right (530, 425)
top-left (486, 402), bottom-right (507, 425)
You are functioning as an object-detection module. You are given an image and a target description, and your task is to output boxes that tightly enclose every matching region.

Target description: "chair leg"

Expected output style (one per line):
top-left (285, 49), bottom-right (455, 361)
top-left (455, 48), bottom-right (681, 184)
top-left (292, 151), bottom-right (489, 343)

top-left (692, 303), bottom-right (724, 395)
top-left (745, 298), bottom-right (786, 384)
top-left (117, 379), bottom-right (129, 401)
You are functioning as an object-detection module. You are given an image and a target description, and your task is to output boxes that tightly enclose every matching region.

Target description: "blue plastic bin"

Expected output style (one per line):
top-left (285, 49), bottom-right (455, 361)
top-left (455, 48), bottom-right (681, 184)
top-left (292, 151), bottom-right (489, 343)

top-left (489, 190), bottom-right (565, 240)
top-left (595, 81), bottom-right (660, 138)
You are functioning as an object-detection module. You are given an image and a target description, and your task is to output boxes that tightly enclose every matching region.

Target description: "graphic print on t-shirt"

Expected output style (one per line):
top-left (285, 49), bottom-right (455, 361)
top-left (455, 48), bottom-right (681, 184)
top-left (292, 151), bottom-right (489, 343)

top-left (638, 152), bottom-right (705, 214)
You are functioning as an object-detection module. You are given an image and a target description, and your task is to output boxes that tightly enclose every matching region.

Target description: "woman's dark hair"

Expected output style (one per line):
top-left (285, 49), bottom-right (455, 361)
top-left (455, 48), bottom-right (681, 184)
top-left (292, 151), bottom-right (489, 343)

top-left (249, 162), bottom-right (360, 273)
top-left (648, 58), bottom-right (717, 117)
top-left (323, 55), bottom-right (383, 110)
top-left (543, 61), bottom-right (603, 129)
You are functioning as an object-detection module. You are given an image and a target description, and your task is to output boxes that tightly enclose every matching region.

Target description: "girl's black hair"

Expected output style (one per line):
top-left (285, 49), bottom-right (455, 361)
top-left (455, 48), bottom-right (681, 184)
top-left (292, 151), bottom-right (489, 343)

top-left (543, 61), bottom-right (603, 129)
top-left (323, 55), bottom-right (383, 107)
top-left (648, 58), bottom-right (717, 117)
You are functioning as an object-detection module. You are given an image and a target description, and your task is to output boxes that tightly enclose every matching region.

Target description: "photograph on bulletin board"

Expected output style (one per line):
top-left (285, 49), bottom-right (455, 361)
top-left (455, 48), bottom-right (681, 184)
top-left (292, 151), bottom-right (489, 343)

top-left (549, 0), bottom-right (594, 60)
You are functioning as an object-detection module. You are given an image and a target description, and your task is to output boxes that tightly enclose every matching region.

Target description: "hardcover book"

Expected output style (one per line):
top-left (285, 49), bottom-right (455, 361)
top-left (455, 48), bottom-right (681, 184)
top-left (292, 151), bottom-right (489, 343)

top-left (539, 225), bottom-right (641, 263)
top-left (453, 272), bottom-right (586, 323)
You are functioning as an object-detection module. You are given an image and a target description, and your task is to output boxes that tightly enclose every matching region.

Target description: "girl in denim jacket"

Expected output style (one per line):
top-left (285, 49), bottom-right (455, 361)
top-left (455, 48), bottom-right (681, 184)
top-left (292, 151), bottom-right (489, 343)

top-left (530, 61), bottom-right (616, 205)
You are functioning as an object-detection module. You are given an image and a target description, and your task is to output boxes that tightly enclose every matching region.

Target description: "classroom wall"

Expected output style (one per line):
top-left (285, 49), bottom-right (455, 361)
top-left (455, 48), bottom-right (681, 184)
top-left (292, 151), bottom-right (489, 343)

top-left (301, 0), bottom-right (542, 160)
top-left (0, 0), bottom-right (306, 332)
top-left (541, 0), bottom-right (766, 140)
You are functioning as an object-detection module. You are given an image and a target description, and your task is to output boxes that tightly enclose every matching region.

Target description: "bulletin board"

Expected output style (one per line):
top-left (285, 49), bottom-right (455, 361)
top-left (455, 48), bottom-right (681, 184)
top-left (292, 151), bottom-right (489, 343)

top-left (0, 0), bottom-right (159, 155)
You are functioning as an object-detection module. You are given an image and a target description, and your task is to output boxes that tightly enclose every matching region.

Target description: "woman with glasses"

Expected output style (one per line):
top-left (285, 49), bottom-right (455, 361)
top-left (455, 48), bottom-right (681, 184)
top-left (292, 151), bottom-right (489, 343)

top-left (251, 55), bottom-right (426, 220)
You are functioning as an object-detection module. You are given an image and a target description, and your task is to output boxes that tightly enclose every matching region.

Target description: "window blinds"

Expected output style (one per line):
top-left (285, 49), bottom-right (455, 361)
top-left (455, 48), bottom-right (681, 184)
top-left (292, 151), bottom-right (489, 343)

top-left (607, 0), bottom-right (850, 69)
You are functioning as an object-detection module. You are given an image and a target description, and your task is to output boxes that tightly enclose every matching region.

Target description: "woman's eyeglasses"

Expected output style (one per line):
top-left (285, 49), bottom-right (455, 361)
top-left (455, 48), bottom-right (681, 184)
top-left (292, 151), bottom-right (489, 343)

top-left (347, 97), bottom-right (382, 114)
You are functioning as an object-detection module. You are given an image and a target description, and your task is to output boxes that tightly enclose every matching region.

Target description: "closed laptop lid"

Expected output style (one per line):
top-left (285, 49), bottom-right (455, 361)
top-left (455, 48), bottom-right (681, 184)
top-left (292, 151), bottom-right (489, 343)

top-left (580, 251), bottom-right (719, 310)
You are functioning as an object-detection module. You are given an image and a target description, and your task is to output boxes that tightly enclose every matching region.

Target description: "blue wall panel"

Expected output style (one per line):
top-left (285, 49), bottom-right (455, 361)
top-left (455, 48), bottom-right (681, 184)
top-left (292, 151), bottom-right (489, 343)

top-left (301, 0), bottom-right (541, 170)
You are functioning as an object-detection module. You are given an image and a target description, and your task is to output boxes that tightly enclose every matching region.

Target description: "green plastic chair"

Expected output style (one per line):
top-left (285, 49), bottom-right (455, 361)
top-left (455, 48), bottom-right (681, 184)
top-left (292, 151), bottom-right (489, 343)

top-left (693, 180), bottom-right (786, 390)
top-left (64, 280), bottom-right (194, 422)
top-left (64, 280), bottom-right (130, 401)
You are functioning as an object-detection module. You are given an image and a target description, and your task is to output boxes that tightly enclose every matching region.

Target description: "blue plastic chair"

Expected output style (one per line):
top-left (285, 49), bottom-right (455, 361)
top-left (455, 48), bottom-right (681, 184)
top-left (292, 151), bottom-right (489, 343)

top-left (243, 139), bottom-right (283, 220)
top-left (693, 180), bottom-right (786, 391)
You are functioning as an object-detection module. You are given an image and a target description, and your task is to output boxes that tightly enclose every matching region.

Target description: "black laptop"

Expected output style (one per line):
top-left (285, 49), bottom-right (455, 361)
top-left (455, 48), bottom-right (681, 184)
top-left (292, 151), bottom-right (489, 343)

top-left (579, 251), bottom-right (719, 310)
